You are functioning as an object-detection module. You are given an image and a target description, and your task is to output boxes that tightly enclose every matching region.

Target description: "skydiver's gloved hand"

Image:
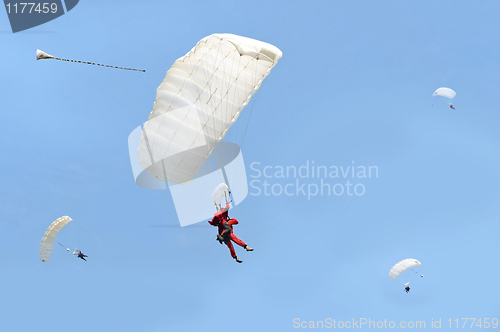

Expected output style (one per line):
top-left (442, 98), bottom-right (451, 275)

top-left (216, 234), bottom-right (224, 244)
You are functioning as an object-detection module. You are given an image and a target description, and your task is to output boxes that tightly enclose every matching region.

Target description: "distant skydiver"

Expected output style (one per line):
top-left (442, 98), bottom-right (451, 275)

top-left (404, 283), bottom-right (410, 293)
top-left (74, 249), bottom-right (88, 261)
top-left (432, 88), bottom-right (456, 110)
top-left (209, 204), bottom-right (253, 263)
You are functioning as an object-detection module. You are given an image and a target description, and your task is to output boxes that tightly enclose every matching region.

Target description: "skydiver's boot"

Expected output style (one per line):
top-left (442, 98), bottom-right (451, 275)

top-left (235, 257), bottom-right (243, 263)
top-left (244, 245), bottom-right (253, 251)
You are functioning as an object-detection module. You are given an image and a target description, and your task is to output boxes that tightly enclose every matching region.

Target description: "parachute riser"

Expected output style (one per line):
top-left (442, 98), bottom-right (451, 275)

top-left (410, 268), bottom-right (424, 278)
top-left (214, 190), bottom-right (232, 213)
top-left (58, 242), bottom-right (70, 252)
top-left (224, 190), bottom-right (233, 206)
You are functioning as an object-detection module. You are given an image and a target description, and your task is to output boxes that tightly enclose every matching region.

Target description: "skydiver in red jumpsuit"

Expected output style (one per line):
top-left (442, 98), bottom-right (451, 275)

top-left (450, 104), bottom-right (455, 110)
top-left (209, 204), bottom-right (253, 263)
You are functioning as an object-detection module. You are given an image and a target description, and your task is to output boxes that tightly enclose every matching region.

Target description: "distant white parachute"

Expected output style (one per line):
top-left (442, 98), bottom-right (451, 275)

top-left (212, 183), bottom-right (230, 210)
top-left (388, 258), bottom-right (421, 280)
top-left (433, 87), bottom-right (456, 100)
top-left (138, 33), bottom-right (282, 185)
top-left (39, 216), bottom-right (72, 263)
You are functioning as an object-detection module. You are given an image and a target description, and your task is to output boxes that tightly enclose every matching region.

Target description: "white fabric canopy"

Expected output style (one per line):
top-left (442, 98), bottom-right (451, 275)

top-left (388, 258), bottom-right (421, 280)
top-left (212, 183), bottom-right (229, 206)
top-left (39, 216), bottom-right (72, 263)
top-left (433, 87), bottom-right (456, 99)
top-left (138, 33), bottom-right (282, 184)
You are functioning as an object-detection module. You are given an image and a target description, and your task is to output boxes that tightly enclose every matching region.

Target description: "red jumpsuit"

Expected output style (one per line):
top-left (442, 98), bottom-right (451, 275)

top-left (209, 205), bottom-right (247, 258)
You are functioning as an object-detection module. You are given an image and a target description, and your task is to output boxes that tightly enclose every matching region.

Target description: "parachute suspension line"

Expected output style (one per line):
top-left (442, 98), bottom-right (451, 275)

top-left (231, 54), bottom-right (258, 149)
top-left (36, 50), bottom-right (146, 72)
top-left (240, 89), bottom-right (260, 148)
top-left (431, 95), bottom-right (437, 107)
top-left (213, 45), bottom-right (272, 205)
top-left (224, 190), bottom-right (232, 206)
top-left (227, 89), bottom-right (261, 191)
top-left (410, 268), bottom-right (424, 277)
top-left (199, 44), bottom-right (233, 197)
top-left (159, 43), bottom-right (227, 183)
top-left (219, 162), bottom-right (233, 208)
top-left (179, 40), bottom-right (242, 197)
top-left (206, 40), bottom-right (255, 153)
top-left (398, 269), bottom-right (423, 286)
top-left (227, 189), bottom-right (236, 209)
top-left (58, 242), bottom-right (71, 252)
top-left (227, 54), bottom-right (262, 189)
top-left (206, 88), bottom-right (218, 104)
top-left (208, 55), bottom-right (242, 145)
top-left (211, 43), bottom-right (228, 155)
top-left (410, 268), bottom-right (422, 276)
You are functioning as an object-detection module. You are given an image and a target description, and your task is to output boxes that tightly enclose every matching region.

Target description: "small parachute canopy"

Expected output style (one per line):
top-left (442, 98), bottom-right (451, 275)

top-left (138, 33), bottom-right (282, 185)
top-left (40, 216), bottom-right (72, 263)
top-left (212, 183), bottom-right (230, 207)
top-left (433, 87), bottom-right (456, 99)
top-left (388, 258), bottom-right (421, 280)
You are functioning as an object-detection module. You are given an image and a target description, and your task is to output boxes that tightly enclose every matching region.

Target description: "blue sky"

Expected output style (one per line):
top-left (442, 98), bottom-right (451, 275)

top-left (2, 1), bottom-right (500, 331)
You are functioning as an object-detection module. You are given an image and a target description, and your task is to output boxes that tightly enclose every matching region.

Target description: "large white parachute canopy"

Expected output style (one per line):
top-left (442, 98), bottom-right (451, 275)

top-left (388, 258), bottom-right (421, 280)
top-left (138, 33), bottom-right (282, 185)
top-left (433, 87), bottom-right (456, 100)
top-left (212, 183), bottom-right (230, 209)
top-left (39, 216), bottom-right (72, 263)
